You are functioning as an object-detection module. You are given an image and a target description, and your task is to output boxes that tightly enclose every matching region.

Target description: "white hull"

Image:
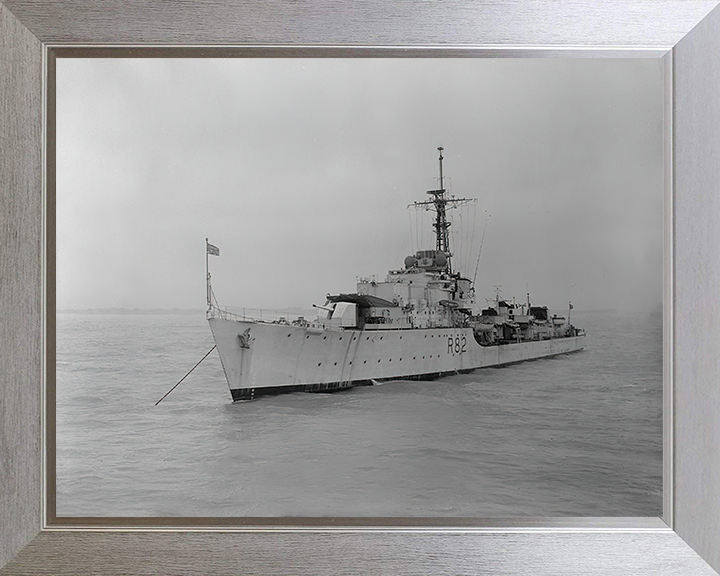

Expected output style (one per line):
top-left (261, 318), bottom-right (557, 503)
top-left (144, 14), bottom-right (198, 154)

top-left (208, 317), bottom-right (586, 401)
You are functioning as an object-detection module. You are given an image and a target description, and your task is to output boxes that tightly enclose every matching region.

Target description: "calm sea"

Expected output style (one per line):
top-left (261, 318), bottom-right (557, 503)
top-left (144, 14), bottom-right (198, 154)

top-left (56, 310), bottom-right (662, 517)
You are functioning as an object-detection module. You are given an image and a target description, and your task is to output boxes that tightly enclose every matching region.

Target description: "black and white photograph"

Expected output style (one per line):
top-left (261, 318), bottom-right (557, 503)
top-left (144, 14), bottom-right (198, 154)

top-left (56, 57), bottom-right (663, 518)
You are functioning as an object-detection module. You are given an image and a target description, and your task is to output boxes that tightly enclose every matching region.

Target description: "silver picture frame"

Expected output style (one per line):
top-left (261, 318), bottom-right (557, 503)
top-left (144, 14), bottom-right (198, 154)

top-left (2, 1), bottom-right (720, 574)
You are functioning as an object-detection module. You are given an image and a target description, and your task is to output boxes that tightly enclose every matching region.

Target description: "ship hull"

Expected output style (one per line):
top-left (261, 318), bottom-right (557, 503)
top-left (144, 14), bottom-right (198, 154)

top-left (208, 317), bottom-right (586, 401)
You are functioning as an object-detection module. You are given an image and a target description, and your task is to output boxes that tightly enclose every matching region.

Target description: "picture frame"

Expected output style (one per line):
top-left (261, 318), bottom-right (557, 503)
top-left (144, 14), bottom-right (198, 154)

top-left (2, 1), bottom-right (720, 574)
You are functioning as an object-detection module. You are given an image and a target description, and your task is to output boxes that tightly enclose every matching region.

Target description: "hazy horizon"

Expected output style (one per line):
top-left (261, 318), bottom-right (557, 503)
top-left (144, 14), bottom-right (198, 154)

top-left (56, 305), bottom-right (658, 314)
top-left (57, 58), bottom-right (664, 313)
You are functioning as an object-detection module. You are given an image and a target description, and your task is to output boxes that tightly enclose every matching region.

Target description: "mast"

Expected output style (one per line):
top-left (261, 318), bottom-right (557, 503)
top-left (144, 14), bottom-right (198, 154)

top-left (412, 147), bottom-right (475, 274)
top-left (205, 239), bottom-right (220, 310)
top-left (432, 147), bottom-right (451, 256)
top-left (206, 238), bottom-right (211, 309)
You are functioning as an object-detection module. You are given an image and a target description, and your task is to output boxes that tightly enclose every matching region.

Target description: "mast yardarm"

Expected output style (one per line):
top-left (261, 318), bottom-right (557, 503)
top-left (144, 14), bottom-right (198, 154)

top-left (412, 147), bottom-right (475, 274)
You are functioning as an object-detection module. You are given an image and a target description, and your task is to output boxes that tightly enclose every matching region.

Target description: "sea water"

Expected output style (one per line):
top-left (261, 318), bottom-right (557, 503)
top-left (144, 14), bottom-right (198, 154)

top-left (56, 310), bottom-right (662, 517)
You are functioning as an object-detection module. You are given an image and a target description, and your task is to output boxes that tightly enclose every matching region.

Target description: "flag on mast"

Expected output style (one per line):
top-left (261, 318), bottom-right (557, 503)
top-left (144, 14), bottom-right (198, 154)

top-left (207, 242), bottom-right (220, 256)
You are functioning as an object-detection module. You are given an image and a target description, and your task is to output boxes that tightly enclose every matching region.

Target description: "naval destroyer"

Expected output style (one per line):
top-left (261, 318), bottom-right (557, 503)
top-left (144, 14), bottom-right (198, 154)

top-left (207, 148), bottom-right (585, 401)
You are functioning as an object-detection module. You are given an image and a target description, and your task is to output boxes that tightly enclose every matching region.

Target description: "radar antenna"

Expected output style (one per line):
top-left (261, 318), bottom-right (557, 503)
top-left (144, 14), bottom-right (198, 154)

top-left (410, 147), bottom-right (475, 274)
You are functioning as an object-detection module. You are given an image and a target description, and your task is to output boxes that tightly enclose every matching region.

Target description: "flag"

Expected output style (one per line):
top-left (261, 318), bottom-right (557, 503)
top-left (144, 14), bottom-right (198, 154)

top-left (569, 302), bottom-right (574, 310)
top-left (207, 242), bottom-right (220, 256)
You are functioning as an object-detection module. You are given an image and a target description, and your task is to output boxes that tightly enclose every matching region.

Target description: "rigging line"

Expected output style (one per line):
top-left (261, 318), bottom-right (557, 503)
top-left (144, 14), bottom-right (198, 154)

top-left (458, 212), bottom-right (465, 274)
top-left (459, 209), bottom-right (469, 273)
top-left (473, 204), bottom-right (479, 273)
top-left (408, 209), bottom-right (415, 254)
top-left (154, 345), bottom-right (217, 406)
top-left (468, 202), bottom-right (478, 275)
top-left (416, 206), bottom-right (421, 251)
top-left (211, 287), bottom-right (223, 315)
top-left (457, 210), bottom-right (467, 273)
top-left (463, 209), bottom-right (469, 266)
top-left (466, 213), bottom-right (471, 264)
top-left (456, 216), bottom-right (463, 269)
top-left (413, 206), bottom-right (418, 252)
top-left (473, 216), bottom-right (489, 286)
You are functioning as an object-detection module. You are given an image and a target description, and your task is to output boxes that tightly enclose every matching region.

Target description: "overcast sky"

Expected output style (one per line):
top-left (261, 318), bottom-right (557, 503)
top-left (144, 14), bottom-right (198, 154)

top-left (56, 58), bottom-right (663, 312)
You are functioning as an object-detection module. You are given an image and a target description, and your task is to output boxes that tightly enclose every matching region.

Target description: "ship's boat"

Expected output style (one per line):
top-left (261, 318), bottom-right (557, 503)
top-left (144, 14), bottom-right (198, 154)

top-left (207, 148), bottom-right (585, 401)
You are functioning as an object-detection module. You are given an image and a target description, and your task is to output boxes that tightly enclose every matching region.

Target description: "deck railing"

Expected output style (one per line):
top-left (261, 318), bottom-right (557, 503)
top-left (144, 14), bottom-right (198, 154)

top-left (207, 304), bottom-right (313, 326)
